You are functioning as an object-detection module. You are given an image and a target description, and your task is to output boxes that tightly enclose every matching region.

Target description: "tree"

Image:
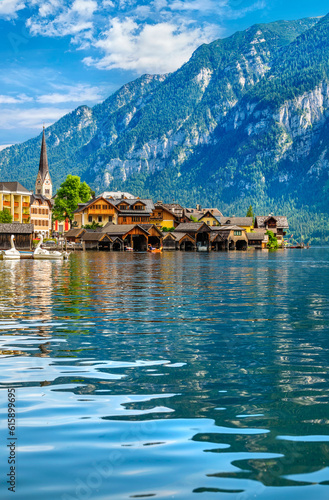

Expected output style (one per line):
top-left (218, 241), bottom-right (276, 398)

top-left (0, 209), bottom-right (13, 223)
top-left (53, 175), bottom-right (92, 227)
top-left (246, 205), bottom-right (254, 219)
top-left (266, 230), bottom-right (278, 249)
top-left (83, 221), bottom-right (102, 230)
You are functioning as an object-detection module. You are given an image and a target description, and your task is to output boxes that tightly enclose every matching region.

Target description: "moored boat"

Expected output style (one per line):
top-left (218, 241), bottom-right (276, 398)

top-left (0, 235), bottom-right (21, 260)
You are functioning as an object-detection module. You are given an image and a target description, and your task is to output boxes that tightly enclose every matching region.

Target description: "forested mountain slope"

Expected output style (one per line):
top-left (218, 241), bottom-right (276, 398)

top-left (1, 15), bottom-right (329, 242)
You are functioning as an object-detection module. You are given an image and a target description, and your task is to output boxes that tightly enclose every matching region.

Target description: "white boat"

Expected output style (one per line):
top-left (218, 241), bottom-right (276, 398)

top-left (0, 235), bottom-right (21, 260)
top-left (33, 235), bottom-right (68, 260)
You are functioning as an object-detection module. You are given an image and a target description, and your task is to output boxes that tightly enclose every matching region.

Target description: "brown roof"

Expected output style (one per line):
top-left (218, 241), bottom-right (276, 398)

top-left (0, 223), bottom-right (34, 234)
top-left (219, 217), bottom-right (253, 226)
top-left (247, 232), bottom-right (265, 241)
top-left (74, 196), bottom-right (118, 213)
top-left (175, 222), bottom-right (208, 233)
top-left (211, 225), bottom-right (245, 232)
top-left (65, 228), bottom-right (86, 238)
top-left (81, 232), bottom-right (112, 242)
top-left (102, 224), bottom-right (149, 236)
top-left (173, 232), bottom-right (195, 242)
top-left (255, 216), bottom-right (289, 229)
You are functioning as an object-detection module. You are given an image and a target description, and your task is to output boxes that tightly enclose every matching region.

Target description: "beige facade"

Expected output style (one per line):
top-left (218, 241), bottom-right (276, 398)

top-left (30, 195), bottom-right (52, 237)
top-left (0, 182), bottom-right (32, 223)
top-left (74, 197), bottom-right (119, 228)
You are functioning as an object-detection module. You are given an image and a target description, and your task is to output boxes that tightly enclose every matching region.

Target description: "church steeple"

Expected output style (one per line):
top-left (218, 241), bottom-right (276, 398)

top-left (35, 127), bottom-right (52, 199)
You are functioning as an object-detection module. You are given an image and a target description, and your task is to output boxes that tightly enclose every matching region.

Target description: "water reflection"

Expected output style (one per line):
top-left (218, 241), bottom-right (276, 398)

top-left (1, 250), bottom-right (329, 499)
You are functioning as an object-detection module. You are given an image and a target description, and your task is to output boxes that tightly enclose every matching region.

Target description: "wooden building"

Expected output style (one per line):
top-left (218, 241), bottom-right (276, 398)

top-left (247, 232), bottom-right (268, 249)
top-left (81, 232), bottom-right (112, 250)
top-left (210, 226), bottom-right (248, 251)
top-left (174, 222), bottom-right (211, 249)
top-left (254, 215), bottom-right (289, 246)
top-left (102, 223), bottom-right (150, 251)
top-left (0, 223), bottom-right (34, 250)
top-left (64, 228), bottom-right (86, 242)
top-left (74, 196), bottom-right (119, 227)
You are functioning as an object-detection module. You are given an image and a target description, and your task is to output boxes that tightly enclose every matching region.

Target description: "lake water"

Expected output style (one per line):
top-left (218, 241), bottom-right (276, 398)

top-left (1, 249), bottom-right (329, 500)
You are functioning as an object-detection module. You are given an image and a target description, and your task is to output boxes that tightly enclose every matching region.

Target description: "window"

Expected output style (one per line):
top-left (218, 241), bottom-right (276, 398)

top-left (212, 221), bottom-right (217, 226)
top-left (45, 189), bottom-right (50, 194)
top-left (119, 204), bottom-right (128, 210)
top-left (88, 216), bottom-right (92, 222)
top-left (108, 216), bottom-right (112, 222)
top-left (103, 205), bottom-right (108, 210)
top-left (234, 230), bottom-right (242, 236)
top-left (122, 217), bottom-right (127, 223)
top-left (134, 205), bottom-right (144, 210)
top-left (98, 216), bottom-right (102, 223)
top-left (132, 217), bottom-right (140, 222)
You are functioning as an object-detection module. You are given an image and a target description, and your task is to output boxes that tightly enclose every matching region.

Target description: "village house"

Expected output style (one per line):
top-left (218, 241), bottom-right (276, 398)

top-left (73, 196), bottom-right (119, 227)
top-left (218, 217), bottom-right (254, 232)
top-left (210, 225), bottom-right (248, 251)
top-left (247, 232), bottom-right (268, 249)
top-left (30, 195), bottom-right (52, 237)
top-left (0, 182), bottom-right (32, 223)
top-left (112, 198), bottom-right (154, 225)
top-left (150, 204), bottom-right (178, 229)
top-left (254, 215), bottom-right (289, 246)
top-left (198, 210), bottom-right (221, 227)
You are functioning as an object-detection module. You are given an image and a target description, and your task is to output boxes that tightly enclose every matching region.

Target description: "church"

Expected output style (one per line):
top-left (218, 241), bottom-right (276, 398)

top-left (30, 128), bottom-right (53, 237)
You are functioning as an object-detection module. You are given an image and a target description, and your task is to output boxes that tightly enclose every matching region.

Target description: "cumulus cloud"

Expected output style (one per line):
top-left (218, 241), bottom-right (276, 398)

top-left (26, 0), bottom-right (98, 38)
top-left (0, 0), bottom-right (25, 19)
top-left (83, 17), bottom-right (218, 73)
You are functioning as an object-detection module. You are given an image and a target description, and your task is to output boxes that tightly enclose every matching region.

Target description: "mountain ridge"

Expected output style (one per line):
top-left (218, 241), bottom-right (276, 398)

top-left (1, 15), bottom-right (329, 242)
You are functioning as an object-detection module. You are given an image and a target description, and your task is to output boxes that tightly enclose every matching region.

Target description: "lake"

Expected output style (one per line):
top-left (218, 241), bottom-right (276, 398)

top-left (1, 249), bottom-right (329, 500)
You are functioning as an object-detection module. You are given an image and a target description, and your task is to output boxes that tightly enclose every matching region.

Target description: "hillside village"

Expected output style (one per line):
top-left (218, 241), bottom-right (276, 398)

top-left (0, 130), bottom-right (289, 252)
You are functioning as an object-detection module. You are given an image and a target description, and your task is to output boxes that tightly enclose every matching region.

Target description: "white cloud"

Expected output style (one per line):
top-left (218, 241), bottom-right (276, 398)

top-left (37, 83), bottom-right (104, 103)
top-left (0, 94), bottom-right (33, 104)
top-left (26, 0), bottom-right (98, 38)
top-left (0, 107), bottom-right (71, 130)
top-left (0, 0), bottom-right (25, 19)
top-left (83, 18), bottom-right (218, 73)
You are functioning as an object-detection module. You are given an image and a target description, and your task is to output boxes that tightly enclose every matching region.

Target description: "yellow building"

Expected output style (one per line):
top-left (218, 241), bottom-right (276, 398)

top-left (73, 197), bottom-right (119, 227)
top-left (150, 204), bottom-right (178, 229)
top-left (0, 182), bottom-right (32, 223)
top-left (198, 210), bottom-right (220, 227)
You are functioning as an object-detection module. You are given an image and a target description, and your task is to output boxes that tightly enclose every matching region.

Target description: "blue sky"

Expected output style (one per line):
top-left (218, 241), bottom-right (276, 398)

top-left (0, 0), bottom-right (327, 146)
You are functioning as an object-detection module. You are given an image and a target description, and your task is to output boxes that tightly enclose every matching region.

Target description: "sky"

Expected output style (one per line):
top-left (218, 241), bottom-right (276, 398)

top-left (0, 0), bottom-right (328, 146)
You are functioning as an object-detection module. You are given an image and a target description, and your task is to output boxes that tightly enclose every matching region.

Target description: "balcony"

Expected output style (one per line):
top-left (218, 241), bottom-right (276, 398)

top-left (88, 209), bottom-right (114, 215)
top-left (22, 202), bottom-right (29, 208)
top-left (22, 214), bottom-right (30, 220)
top-left (3, 201), bottom-right (10, 207)
top-left (14, 213), bottom-right (19, 220)
top-left (14, 202), bottom-right (19, 208)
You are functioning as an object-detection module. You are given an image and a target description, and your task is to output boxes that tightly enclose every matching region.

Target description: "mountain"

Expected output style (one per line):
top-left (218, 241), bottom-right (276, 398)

top-left (1, 14), bottom-right (329, 243)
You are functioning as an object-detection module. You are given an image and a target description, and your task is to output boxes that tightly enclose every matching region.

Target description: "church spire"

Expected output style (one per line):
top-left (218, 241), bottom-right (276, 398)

top-left (38, 126), bottom-right (49, 182)
top-left (35, 127), bottom-right (52, 199)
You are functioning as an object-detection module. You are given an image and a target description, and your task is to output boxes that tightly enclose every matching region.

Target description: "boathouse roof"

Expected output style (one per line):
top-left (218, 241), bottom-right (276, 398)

top-left (0, 223), bottom-right (34, 234)
top-left (247, 232), bottom-right (265, 241)
top-left (175, 222), bottom-right (210, 233)
top-left (217, 217), bottom-right (253, 226)
top-left (81, 232), bottom-right (112, 242)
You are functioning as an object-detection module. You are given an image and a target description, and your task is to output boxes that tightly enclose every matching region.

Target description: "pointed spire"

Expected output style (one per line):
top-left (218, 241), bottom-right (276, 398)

top-left (38, 127), bottom-right (49, 182)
